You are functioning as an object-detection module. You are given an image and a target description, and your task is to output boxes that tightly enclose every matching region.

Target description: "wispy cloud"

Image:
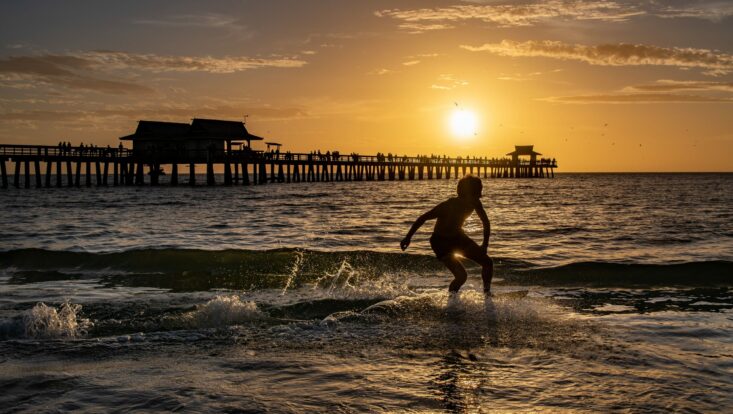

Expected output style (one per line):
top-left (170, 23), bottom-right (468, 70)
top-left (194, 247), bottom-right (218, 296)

top-left (461, 40), bottom-right (733, 75)
top-left (376, 1), bottom-right (644, 32)
top-left (542, 93), bottom-right (733, 103)
top-left (543, 78), bottom-right (733, 104)
top-left (133, 13), bottom-right (254, 39)
top-left (625, 79), bottom-right (733, 92)
top-left (0, 103), bottom-right (308, 126)
top-left (83, 50), bottom-right (307, 73)
top-left (369, 68), bottom-right (394, 76)
top-left (431, 74), bottom-right (469, 90)
top-left (402, 60), bottom-right (421, 66)
top-left (497, 69), bottom-right (563, 81)
top-left (0, 55), bottom-right (153, 94)
top-left (0, 51), bottom-right (308, 94)
top-left (654, 1), bottom-right (733, 21)
top-left (390, 23), bottom-right (454, 34)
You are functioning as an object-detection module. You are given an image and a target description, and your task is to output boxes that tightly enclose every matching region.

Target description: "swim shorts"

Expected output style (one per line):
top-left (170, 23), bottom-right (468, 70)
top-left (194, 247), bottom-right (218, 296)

top-left (429, 232), bottom-right (482, 260)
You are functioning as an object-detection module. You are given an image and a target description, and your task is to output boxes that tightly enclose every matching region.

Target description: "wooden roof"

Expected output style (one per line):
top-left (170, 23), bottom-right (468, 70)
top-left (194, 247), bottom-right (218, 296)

top-left (120, 118), bottom-right (264, 141)
top-left (506, 145), bottom-right (542, 156)
top-left (190, 118), bottom-right (255, 139)
top-left (119, 121), bottom-right (190, 141)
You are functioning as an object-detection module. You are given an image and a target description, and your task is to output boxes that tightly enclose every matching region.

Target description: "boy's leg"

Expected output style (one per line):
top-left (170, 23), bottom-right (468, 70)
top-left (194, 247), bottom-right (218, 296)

top-left (441, 256), bottom-right (467, 293)
top-left (462, 246), bottom-right (494, 294)
top-left (480, 257), bottom-right (494, 294)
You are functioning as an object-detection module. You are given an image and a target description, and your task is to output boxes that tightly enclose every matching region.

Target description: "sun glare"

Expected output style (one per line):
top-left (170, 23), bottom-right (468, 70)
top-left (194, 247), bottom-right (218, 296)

top-left (450, 109), bottom-right (478, 139)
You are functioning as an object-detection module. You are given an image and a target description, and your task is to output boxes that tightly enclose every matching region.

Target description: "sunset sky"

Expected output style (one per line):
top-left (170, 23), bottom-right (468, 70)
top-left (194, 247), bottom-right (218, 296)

top-left (1, 0), bottom-right (731, 171)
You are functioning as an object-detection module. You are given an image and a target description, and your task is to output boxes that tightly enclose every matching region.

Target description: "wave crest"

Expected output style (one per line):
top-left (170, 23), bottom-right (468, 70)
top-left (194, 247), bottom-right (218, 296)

top-left (184, 295), bottom-right (264, 328)
top-left (21, 302), bottom-right (92, 339)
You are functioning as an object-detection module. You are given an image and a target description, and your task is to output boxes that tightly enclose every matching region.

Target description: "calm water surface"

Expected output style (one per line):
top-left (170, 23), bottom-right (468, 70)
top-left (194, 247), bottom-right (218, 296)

top-left (1, 173), bottom-right (732, 412)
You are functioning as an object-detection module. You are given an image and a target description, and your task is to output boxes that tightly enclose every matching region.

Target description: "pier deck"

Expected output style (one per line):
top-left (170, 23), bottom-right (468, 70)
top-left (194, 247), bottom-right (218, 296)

top-left (0, 144), bottom-right (557, 189)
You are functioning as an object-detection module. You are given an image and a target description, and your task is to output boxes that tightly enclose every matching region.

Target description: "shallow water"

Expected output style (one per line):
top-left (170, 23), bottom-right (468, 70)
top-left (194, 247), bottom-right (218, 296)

top-left (1, 174), bottom-right (732, 412)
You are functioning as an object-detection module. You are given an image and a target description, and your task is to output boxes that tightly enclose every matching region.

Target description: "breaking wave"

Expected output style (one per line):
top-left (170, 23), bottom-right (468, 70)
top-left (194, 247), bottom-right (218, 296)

top-left (183, 295), bottom-right (264, 328)
top-left (0, 302), bottom-right (92, 340)
top-left (0, 248), bottom-right (731, 289)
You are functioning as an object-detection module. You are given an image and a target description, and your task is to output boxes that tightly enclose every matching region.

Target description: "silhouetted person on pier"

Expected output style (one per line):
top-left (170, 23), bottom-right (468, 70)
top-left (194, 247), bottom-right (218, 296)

top-left (401, 175), bottom-right (493, 295)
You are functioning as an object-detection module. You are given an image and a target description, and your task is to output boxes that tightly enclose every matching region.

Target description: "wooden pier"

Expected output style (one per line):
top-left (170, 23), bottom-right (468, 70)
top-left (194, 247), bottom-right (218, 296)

top-left (0, 119), bottom-right (556, 189)
top-left (0, 144), bottom-right (557, 189)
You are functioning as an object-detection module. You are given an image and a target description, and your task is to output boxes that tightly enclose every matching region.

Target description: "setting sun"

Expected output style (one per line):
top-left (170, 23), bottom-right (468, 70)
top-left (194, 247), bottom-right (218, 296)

top-left (450, 109), bottom-right (478, 139)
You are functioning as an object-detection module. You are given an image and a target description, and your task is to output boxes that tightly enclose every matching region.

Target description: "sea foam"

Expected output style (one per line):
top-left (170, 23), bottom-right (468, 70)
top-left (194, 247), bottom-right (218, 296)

top-left (22, 302), bottom-right (92, 339)
top-left (186, 295), bottom-right (264, 328)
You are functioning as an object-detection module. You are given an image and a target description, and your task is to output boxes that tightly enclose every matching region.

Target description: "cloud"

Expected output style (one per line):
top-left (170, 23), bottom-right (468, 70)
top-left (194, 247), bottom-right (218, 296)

top-left (431, 74), bottom-right (469, 90)
top-left (376, 1), bottom-right (644, 30)
top-left (0, 51), bottom-right (308, 94)
top-left (461, 40), bottom-right (733, 75)
top-left (654, 2), bottom-right (733, 21)
top-left (83, 50), bottom-right (307, 73)
top-left (402, 60), bottom-right (421, 66)
top-left (370, 68), bottom-right (394, 75)
top-left (497, 69), bottom-right (563, 81)
top-left (626, 79), bottom-right (733, 92)
top-left (133, 13), bottom-right (254, 39)
top-left (543, 78), bottom-right (733, 104)
top-left (391, 23), bottom-right (455, 34)
top-left (376, 0), bottom-right (733, 32)
top-left (0, 55), bottom-right (154, 94)
top-left (0, 103), bottom-right (308, 125)
top-left (542, 93), bottom-right (733, 103)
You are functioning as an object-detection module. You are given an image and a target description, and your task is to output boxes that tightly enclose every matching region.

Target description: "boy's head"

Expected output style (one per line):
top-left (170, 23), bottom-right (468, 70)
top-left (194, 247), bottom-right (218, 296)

top-left (457, 175), bottom-right (482, 199)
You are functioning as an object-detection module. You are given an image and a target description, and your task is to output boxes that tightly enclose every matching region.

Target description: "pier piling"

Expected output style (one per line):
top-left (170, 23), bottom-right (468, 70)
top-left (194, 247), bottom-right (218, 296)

top-left (1, 160), bottom-right (7, 189)
top-left (0, 144), bottom-right (557, 190)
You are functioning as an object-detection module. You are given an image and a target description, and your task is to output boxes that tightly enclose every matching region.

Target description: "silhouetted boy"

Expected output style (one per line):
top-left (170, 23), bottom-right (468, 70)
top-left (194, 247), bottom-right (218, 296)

top-left (401, 175), bottom-right (494, 295)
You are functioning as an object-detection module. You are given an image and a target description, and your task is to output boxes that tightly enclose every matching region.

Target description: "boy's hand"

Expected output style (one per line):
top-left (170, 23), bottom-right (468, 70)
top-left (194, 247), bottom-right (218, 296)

top-left (400, 236), bottom-right (411, 251)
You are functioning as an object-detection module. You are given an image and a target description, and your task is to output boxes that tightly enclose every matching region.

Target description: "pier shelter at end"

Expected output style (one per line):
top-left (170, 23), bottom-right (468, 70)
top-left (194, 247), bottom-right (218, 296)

top-left (506, 145), bottom-right (542, 166)
top-left (120, 118), bottom-right (264, 163)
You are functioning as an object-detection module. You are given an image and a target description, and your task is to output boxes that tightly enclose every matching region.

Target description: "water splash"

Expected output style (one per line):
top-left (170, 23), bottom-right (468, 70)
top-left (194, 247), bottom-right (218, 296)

top-left (281, 249), bottom-right (305, 295)
top-left (308, 260), bottom-right (412, 299)
top-left (22, 302), bottom-right (93, 339)
top-left (185, 295), bottom-right (264, 328)
top-left (313, 260), bottom-right (359, 295)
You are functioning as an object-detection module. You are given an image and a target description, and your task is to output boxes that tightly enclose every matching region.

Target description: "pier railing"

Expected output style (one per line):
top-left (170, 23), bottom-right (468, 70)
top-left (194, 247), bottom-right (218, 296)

top-left (0, 143), bottom-right (557, 188)
top-left (0, 144), bottom-right (132, 158)
top-left (0, 144), bottom-right (557, 167)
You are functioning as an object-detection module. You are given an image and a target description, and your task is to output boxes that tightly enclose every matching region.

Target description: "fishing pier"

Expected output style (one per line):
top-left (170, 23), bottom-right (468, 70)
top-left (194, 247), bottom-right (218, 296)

top-left (0, 118), bottom-right (557, 189)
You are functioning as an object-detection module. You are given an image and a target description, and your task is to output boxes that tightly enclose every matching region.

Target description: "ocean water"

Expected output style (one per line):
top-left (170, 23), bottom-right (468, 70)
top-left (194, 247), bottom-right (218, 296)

top-left (1, 173), bottom-right (732, 412)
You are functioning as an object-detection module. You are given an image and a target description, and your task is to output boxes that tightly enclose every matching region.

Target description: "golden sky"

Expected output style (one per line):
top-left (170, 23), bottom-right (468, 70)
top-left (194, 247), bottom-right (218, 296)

top-left (1, 1), bottom-right (732, 171)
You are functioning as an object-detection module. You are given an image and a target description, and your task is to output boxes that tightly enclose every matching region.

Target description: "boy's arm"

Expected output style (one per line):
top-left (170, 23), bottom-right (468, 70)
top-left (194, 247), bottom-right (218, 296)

top-left (475, 200), bottom-right (491, 251)
top-left (401, 204), bottom-right (442, 250)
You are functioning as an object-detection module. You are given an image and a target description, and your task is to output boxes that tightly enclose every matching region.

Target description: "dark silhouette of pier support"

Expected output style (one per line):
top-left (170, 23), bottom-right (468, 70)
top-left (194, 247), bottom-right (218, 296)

top-left (0, 144), bottom-right (557, 189)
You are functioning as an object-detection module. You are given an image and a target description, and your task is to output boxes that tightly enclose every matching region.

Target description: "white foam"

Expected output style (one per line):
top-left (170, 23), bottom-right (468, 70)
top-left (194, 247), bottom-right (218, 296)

top-left (186, 295), bottom-right (264, 328)
top-left (356, 289), bottom-right (567, 326)
top-left (22, 302), bottom-right (93, 339)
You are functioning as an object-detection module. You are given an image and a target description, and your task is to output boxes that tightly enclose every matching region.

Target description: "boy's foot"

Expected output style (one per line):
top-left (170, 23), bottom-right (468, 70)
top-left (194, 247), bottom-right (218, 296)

top-left (447, 291), bottom-right (461, 307)
top-left (446, 292), bottom-right (464, 315)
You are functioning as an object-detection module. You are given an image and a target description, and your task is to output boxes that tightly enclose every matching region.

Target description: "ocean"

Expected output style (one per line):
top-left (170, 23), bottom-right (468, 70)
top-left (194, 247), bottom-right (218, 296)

top-left (1, 173), bottom-right (732, 412)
